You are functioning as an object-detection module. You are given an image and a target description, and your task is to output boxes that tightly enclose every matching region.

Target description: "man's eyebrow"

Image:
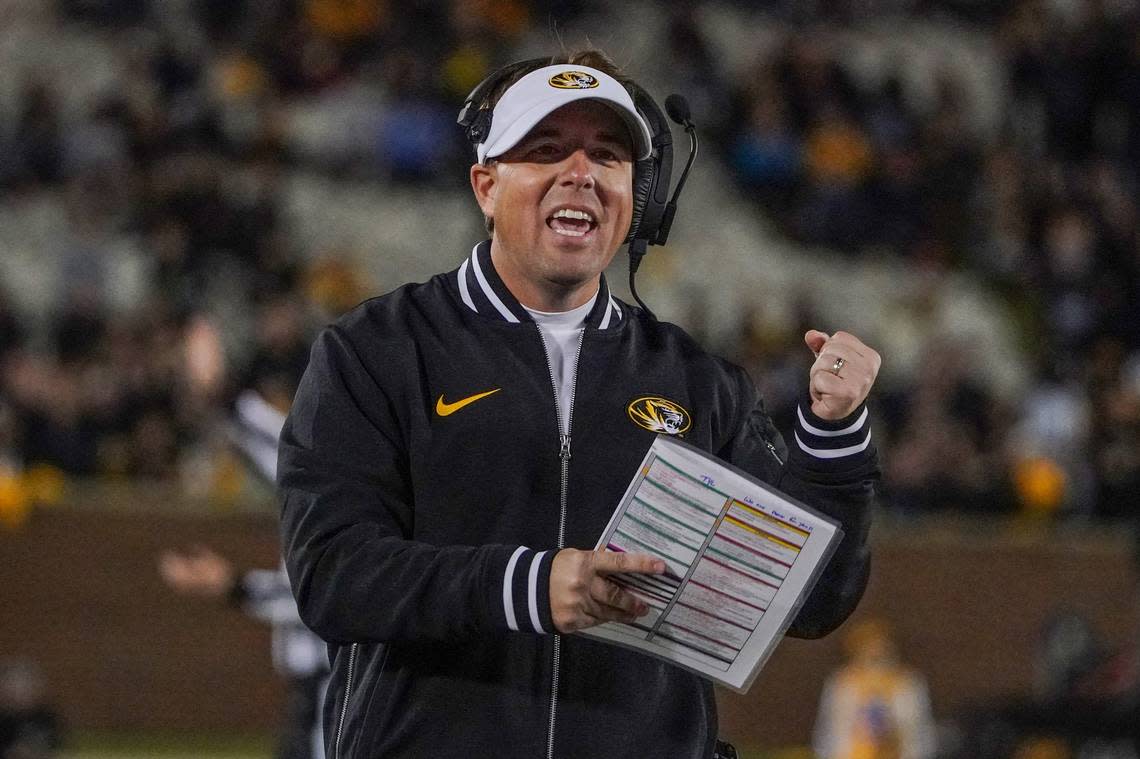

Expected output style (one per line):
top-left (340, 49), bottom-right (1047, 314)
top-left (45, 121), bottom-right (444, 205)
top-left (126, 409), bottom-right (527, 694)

top-left (595, 131), bottom-right (632, 149)
top-left (523, 127), bottom-right (560, 141)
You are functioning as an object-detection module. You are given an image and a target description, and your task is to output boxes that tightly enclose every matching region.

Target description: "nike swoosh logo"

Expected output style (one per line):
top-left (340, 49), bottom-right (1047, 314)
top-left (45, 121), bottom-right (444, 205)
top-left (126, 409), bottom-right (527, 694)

top-left (436, 388), bottom-right (501, 417)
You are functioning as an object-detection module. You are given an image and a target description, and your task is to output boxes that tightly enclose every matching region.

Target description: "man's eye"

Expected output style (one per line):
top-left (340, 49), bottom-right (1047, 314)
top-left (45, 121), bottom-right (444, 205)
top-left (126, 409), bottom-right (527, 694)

top-left (530, 144), bottom-right (561, 158)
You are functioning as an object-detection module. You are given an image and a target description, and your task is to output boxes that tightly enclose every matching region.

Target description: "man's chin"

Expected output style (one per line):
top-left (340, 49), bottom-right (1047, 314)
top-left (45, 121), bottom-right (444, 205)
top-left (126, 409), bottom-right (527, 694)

top-left (542, 255), bottom-right (616, 290)
top-left (541, 265), bottom-right (588, 285)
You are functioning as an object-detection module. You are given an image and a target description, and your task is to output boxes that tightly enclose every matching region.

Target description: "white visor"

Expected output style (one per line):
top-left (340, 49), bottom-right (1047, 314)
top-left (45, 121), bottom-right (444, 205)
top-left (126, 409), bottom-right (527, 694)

top-left (476, 64), bottom-right (653, 164)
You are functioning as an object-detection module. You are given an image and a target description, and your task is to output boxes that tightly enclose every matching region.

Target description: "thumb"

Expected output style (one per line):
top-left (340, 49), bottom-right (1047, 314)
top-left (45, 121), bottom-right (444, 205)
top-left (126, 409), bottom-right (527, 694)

top-left (804, 329), bottom-right (829, 356)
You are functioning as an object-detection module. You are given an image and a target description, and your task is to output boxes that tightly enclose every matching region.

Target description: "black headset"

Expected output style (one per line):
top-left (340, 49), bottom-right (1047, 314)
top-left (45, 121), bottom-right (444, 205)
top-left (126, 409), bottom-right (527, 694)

top-left (457, 58), bottom-right (698, 318)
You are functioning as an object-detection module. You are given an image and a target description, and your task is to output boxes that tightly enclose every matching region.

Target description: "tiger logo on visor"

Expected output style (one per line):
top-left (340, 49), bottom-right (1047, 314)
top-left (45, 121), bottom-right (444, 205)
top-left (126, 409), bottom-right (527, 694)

top-left (548, 71), bottom-right (600, 90)
top-left (627, 396), bottom-right (692, 436)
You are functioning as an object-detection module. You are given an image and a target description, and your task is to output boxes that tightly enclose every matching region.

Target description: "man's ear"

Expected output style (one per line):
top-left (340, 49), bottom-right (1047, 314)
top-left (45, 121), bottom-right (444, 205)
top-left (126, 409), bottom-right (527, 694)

top-left (470, 162), bottom-right (497, 219)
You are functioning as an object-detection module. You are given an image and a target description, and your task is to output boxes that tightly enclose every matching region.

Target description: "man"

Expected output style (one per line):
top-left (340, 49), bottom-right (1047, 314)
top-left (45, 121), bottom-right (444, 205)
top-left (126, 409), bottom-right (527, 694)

top-left (279, 50), bottom-right (881, 758)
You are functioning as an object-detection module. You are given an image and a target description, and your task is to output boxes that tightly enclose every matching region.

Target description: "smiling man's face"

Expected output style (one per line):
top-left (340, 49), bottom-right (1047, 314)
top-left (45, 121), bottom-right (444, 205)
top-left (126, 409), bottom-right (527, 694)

top-left (471, 100), bottom-right (635, 311)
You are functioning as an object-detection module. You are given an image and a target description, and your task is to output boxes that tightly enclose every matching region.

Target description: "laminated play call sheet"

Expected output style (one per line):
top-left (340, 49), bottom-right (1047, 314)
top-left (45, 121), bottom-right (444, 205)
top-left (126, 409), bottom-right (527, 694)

top-left (581, 435), bottom-right (843, 693)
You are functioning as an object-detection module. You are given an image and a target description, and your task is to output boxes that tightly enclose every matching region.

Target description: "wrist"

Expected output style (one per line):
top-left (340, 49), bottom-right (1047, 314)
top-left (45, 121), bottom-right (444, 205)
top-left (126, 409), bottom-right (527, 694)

top-left (790, 394), bottom-right (875, 473)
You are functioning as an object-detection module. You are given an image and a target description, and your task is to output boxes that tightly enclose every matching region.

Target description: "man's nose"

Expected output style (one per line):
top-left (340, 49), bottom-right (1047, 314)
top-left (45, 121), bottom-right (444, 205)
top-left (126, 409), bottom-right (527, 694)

top-left (559, 149), bottom-right (594, 188)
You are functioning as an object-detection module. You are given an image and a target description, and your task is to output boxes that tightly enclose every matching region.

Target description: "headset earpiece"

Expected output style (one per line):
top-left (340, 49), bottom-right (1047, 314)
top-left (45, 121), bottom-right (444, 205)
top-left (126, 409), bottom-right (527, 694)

top-left (624, 83), bottom-right (673, 245)
top-left (458, 58), bottom-right (552, 161)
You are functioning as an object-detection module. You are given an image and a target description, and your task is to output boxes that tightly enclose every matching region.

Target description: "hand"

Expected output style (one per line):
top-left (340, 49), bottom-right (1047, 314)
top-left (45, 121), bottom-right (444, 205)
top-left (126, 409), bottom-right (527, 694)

top-left (804, 330), bottom-right (882, 420)
top-left (549, 549), bottom-right (665, 633)
top-left (158, 546), bottom-right (235, 598)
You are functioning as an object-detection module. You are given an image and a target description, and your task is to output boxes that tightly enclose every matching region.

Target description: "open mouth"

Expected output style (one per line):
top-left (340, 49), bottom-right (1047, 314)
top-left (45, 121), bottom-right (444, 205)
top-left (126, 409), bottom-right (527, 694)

top-left (546, 208), bottom-right (598, 238)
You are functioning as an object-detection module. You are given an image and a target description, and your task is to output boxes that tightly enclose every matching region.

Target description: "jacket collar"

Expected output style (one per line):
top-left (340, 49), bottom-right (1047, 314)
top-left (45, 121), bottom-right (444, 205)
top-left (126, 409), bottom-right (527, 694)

top-left (456, 240), bottom-right (624, 330)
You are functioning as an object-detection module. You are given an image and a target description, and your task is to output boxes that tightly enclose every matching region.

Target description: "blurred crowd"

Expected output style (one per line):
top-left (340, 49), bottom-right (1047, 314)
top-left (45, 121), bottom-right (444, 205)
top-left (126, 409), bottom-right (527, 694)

top-left (714, 0), bottom-right (1140, 523)
top-left (0, 0), bottom-right (1137, 528)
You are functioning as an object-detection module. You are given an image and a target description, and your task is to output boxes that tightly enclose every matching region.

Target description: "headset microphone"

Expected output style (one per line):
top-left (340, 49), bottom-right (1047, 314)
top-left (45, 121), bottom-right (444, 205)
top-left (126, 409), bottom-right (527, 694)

top-left (655, 94), bottom-right (698, 246)
top-left (664, 94), bottom-right (690, 124)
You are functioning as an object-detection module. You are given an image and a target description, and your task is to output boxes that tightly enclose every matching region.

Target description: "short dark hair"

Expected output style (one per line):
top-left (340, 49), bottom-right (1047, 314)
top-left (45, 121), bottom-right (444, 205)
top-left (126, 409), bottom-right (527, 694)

top-left (478, 49), bottom-right (635, 235)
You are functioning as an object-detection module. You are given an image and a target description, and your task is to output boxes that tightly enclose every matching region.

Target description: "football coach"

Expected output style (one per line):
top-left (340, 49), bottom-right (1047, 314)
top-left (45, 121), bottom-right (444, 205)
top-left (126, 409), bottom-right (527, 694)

top-left (278, 48), bottom-right (881, 759)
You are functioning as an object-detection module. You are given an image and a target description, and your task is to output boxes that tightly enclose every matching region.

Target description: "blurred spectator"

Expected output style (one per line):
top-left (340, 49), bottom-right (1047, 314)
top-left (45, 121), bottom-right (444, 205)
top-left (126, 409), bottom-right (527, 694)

top-left (796, 100), bottom-right (875, 249)
top-left (302, 253), bottom-right (374, 321)
top-left (49, 281), bottom-right (106, 367)
top-left (865, 77), bottom-right (923, 251)
top-left (10, 82), bottom-right (64, 189)
top-left (1035, 206), bottom-right (1105, 354)
top-left (0, 293), bottom-right (25, 361)
top-left (1035, 612), bottom-right (1103, 704)
top-left (730, 81), bottom-right (802, 213)
top-left (375, 50), bottom-right (459, 182)
top-left (813, 618), bottom-right (937, 759)
top-left (731, 298), bottom-right (818, 438)
top-left (0, 658), bottom-right (62, 759)
top-left (160, 312), bottom-right (325, 759)
top-left (802, 101), bottom-right (874, 190)
top-left (1088, 340), bottom-right (1140, 521)
top-left (1008, 357), bottom-right (1095, 517)
top-left (245, 292), bottom-right (313, 412)
top-left (304, 0), bottom-right (386, 46)
top-left (963, 609), bottom-right (1140, 759)
top-left (159, 547), bottom-right (327, 759)
top-left (58, 0), bottom-right (149, 26)
top-left (0, 401), bottom-right (31, 529)
top-left (920, 70), bottom-right (980, 256)
top-left (881, 338), bottom-right (1007, 515)
top-left (1010, 737), bottom-right (1072, 759)
top-left (966, 142), bottom-right (1032, 283)
top-left (664, 7), bottom-right (730, 136)
top-left (10, 352), bottom-right (100, 477)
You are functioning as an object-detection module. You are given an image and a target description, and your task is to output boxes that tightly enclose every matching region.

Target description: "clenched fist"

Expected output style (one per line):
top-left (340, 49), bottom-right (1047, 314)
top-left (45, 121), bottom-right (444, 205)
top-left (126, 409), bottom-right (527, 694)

top-left (804, 330), bottom-right (882, 420)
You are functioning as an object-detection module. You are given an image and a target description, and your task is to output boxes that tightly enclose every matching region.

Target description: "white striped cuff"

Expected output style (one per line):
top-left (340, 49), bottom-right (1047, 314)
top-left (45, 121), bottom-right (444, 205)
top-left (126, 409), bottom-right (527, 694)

top-left (794, 403), bottom-right (872, 461)
top-left (501, 547), bottom-right (554, 634)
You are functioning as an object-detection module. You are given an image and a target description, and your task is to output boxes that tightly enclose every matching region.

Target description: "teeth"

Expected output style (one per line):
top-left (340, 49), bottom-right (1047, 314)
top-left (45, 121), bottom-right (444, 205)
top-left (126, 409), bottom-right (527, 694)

top-left (552, 208), bottom-right (595, 223)
top-left (552, 226), bottom-right (586, 237)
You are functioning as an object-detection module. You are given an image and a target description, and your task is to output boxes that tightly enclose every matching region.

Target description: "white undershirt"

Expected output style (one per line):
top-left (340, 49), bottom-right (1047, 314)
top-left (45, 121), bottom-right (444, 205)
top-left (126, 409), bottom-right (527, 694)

top-left (524, 292), bottom-right (597, 437)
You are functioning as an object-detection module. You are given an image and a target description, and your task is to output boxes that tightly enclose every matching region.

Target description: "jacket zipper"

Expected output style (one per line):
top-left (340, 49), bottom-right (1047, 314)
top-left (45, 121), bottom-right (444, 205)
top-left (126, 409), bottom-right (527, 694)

top-left (334, 642), bottom-right (358, 759)
top-left (765, 440), bottom-right (783, 465)
top-left (538, 328), bottom-right (585, 759)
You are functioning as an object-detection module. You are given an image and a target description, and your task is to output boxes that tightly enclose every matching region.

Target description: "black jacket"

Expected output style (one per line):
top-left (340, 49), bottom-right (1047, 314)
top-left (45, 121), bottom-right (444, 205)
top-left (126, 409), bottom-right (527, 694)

top-left (278, 241), bottom-right (878, 759)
